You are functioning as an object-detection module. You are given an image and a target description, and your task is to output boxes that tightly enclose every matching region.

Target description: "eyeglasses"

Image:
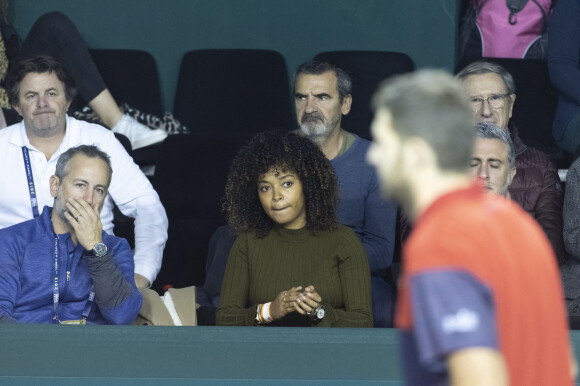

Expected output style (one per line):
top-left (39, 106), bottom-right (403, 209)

top-left (470, 93), bottom-right (512, 110)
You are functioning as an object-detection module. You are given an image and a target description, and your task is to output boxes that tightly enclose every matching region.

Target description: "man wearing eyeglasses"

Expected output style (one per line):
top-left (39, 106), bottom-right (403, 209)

top-left (457, 61), bottom-right (566, 265)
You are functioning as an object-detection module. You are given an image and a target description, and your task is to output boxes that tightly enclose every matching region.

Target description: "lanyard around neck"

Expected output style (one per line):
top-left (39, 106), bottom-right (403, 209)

top-left (22, 146), bottom-right (40, 218)
top-left (52, 237), bottom-right (60, 322)
top-left (52, 236), bottom-right (95, 324)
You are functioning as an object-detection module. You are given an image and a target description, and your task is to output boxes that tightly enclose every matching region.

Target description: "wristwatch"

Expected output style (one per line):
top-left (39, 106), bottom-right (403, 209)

top-left (307, 304), bottom-right (325, 323)
top-left (255, 305), bottom-right (262, 325)
top-left (86, 242), bottom-right (108, 258)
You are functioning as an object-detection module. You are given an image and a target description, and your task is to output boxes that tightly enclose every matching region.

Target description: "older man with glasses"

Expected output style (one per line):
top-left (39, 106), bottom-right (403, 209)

top-left (457, 61), bottom-right (566, 265)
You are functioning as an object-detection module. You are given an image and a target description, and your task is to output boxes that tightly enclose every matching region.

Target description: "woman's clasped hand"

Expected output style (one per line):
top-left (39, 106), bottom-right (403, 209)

top-left (270, 285), bottom-right (322, 320)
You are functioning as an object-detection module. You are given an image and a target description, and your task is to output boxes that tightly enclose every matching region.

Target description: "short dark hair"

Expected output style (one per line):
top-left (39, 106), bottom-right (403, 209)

top-left (292, 60), bottom-right (352, 102)
top-left (223, 131), bottom-right (339, 237)
top-left (372, 69), bottom-right (473, 172)
top-left (55, 145), bottom-right (113, 186)
top-left (474, 122), bottom-right (516, 169)
top-left (6, 55), bottom-right (77, 107)
top-left (456, 61), bottom-right (516, 95)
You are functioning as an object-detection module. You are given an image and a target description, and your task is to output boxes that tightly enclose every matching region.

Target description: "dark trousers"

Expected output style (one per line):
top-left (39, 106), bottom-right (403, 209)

top-left (5, 11), bottom-right (107, 125)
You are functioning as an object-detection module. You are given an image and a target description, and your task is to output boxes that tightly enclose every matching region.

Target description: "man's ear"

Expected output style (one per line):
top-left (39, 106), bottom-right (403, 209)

top-left (49, 175), bottom-right (60, 199)
top-left (508, 167), bottom-right (516, 186)
top-left (405, 136), bottom-right (436, 169)
top-left (341, 94), bottom-right (352, 116)
top-left (508, 93), bottom-right (516, 119)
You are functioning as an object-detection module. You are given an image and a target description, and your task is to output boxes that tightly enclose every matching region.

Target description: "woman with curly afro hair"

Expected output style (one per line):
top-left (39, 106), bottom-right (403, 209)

top-left (216, 131), bottom-right (373, 327)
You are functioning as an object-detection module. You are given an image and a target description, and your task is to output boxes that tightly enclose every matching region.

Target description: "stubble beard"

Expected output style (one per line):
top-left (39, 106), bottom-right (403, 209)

top-left (26, 112), bottom-right (64, 138)
top-left (377, 159), bottom-right (414, 219)
top-left (300, 112), bottom-right (334, 141)
top-left (497, 180), bottom-right (511, 198)
top-left (382, 179), bottom-right (410, 210)
top-left (53, 193), bottom-right (73, 230)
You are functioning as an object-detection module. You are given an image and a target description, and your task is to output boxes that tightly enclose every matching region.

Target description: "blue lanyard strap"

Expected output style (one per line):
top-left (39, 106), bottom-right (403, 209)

top-left (52, 236), bottom-right (95, 324)
top-left (52, 237), bottom-right (60, 323)
top-left (81, 289), bottom-right (95, 322)
top-left (21, 146), bottom-right (40, 218)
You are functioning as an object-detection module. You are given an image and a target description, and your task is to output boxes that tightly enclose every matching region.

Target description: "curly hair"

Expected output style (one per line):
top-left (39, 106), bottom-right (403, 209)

top-left (223, 131), bottom-right (339, 237)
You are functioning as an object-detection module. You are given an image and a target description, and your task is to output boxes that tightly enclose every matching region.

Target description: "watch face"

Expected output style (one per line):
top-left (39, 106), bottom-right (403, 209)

top-left (316, 307), bottom-right (325, 320)
top-left (93, 243), bottom-right (108, 257)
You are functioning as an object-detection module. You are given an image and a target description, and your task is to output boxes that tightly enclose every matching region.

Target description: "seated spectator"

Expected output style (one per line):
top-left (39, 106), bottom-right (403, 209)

top-left (469, 122), bottom-right (516, 197)
top-left (564, 158), bottom-right (580, 259)
top-left (0, 55), bottom-right (168, 289)
top-left (457, 61), bottom-right (566, 264)
top-left (547, 0), bottom-right (580, 158)
top-left (0, 10), bottom-right (166, 148)
top-left (397, 122), bottom-right (517, 248)
top-left (216, 131), bottom-right (373, 327)
top-left (293, 60), bottom-right (397, 327)
top-left (196, 225), bottom-right (236, 326)
top-left (0, 145), bottom-right (142, 324)
top-left (201, 61), bottom-right (397, 327)
top-left (560, 157), bottom-right (580, 326)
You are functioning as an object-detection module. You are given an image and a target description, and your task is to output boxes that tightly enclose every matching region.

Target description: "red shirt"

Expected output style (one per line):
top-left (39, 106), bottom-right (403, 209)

top-left (396, 184), bottom-right (572, 385)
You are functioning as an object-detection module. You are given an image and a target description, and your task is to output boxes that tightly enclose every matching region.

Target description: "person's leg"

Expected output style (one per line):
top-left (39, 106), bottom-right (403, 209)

top-left (20, 12), bottom-right (167, 149)
top-left (20, 11), bottom-right (106, 104)
top-left (89, 89), bottom-right (123, 128)
top-left (90, 89), bottom-right (167, 150)
top-left (371, 275), bottom-right (395, 328)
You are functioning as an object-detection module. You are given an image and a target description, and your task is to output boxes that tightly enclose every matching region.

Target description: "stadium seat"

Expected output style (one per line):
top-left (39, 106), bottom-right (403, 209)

top-left (151, 134), bottom-right (241, 292)
top-left (173, 49), bottom-right (294, 143)
top-left (314, 50), bottom-right (415, 139)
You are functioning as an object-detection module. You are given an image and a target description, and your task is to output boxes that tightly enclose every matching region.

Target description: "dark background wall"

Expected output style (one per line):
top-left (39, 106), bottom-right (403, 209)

top-left (11, 0), bottom-right (459, 112)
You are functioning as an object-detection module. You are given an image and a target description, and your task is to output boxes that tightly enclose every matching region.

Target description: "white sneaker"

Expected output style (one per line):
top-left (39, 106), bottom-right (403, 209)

top-left (112, 115), bottom-right (168, 150)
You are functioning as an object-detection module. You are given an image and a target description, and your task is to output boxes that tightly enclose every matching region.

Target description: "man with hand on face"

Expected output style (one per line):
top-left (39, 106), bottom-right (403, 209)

top-left (293, 60), bottom-right (397, 328)
top-left (470, 122), bottom-right (516, 198)
top-left (0, 55), bottom-right (168, 289)
top-left (0, 145), bottom-right (142, 324)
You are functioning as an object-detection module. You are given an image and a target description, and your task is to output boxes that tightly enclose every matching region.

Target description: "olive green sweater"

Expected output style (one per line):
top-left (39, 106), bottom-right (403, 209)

top-left (216, 225), bottom-right (373, 327)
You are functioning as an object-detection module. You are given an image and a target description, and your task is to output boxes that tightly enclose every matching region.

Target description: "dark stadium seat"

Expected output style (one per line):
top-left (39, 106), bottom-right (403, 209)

top-left (151, 134), bottom-right (241, 292)
top-left (314, 50), bottom-right (415, 139)
top-left (173, 49), bottom-right (294, 143)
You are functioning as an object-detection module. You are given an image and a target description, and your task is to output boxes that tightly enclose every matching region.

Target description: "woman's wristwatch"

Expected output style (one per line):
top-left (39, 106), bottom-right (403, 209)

top-left (307, 304), bottom-right (325, 323)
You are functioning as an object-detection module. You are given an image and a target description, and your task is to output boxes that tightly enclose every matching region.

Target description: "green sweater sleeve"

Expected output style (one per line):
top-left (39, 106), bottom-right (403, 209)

top-left (317, 227), bottom-right (373, 328)
top-left (216, 233), bottom-right (257, 326)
